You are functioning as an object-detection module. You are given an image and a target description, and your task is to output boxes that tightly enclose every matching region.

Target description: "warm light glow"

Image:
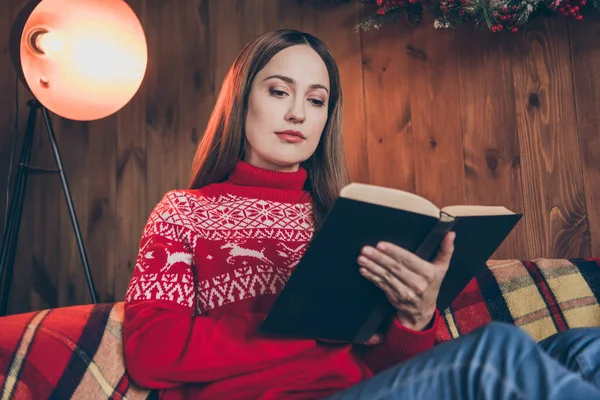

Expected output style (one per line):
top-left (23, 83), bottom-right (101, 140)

top-left (20, 0), bottom-right (148, 121)
top-left (35, 30), bottom-right (64, 58)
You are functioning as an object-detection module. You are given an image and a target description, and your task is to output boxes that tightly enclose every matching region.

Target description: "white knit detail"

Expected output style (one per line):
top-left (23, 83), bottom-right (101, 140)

top-left (197, 265), bottom-right (291, 311)
top-left (126, 190), bottom-right (313, 312)
top-left (125, 274), bottom-right (195, 308)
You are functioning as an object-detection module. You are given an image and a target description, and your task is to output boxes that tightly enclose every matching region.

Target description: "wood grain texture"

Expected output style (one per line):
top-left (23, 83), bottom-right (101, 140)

top-left (407, 17), bottom-right (466, 208)
top-left (568, 14), bottom-right (600, 257)
top-left (455, 27), bottom-right (528, 260)
top-left (1, 0), bottom-right (599, 314)
top-left (144, 0), bottom-right (181, 209)
top-left (360, 8), bottom-right (415, 192)
top-left (512, 18), bottom-right (591, 259)
top-left (176, 0), bottom-right (213, 189)
top-left (115, 0), bottom-right (148, 302)
top-left (53, 116), bottom-right (90, 306)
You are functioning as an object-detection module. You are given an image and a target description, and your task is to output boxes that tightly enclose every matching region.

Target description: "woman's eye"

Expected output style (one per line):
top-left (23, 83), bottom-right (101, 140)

top-left (269, 89), bottom-right (288, 98)
top-left (309, 98), bottom-right (325, 107)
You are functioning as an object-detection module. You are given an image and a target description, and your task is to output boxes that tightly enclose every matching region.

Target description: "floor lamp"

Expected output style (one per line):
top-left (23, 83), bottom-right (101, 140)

top-left (0, 0), bottom-right (148, 316)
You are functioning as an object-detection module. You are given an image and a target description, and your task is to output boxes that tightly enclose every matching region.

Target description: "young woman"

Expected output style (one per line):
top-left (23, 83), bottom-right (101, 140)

top-left (122, 29), bottom-right (600, 399)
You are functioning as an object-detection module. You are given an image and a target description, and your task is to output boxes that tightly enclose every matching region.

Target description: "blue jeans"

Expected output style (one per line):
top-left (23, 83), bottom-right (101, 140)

top-left (328, 322), bottom-right (600, 399)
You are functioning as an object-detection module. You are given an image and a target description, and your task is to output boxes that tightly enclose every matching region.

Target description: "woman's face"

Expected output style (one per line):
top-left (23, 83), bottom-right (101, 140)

top-left (244, 44), bottom-right (330, 172)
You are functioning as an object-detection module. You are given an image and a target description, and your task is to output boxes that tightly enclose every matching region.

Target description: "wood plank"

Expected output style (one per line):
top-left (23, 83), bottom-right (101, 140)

top-left (53, 117), bottom-right (90, 307)
top-left (360, 8), bottom-right (414, 192)
top-left (568, 14), bottom-right (600, 257)
top-left (144, 0), bottom-right (181, 208)
top-left (295, 0), bottom-right (369, 184)
top-left (238, 0), bottom-right (281, 37)
top-left (176, 0), bottom-right (214, 189)
top-left (407, 17), bottom-right (466, 208)
top-left (114, 0), bottom-right (148, 302)
top-left (28, 152), bottom-right (61, 313)
top-left (512, 18), bottom-right (590, 259)
top-left (455, 27), bottom-right (528, 260)
top-left (209, 0), bottom-right (283, 80)
top-left (210, 0), bottom-right (248, 94)
top-left (86, 115), bottom-right (117, 303)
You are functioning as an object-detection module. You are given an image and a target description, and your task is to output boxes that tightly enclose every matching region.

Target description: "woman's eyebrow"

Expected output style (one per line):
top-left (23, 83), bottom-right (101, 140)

top-left (263, 74), bottom-right (329, 93)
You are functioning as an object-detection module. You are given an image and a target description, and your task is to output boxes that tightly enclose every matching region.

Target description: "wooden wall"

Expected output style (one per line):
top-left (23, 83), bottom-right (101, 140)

top-left (1, 0), bottom-right (600, 315)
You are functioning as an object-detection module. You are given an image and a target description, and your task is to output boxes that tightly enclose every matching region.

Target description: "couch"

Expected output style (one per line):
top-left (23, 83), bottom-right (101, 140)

top-left (1, 258), bottom-right (599, 399)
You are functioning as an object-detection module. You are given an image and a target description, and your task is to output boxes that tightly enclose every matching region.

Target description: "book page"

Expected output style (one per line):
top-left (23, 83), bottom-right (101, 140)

top-left (340, 183), bottom-right (440, 218)
top-left (441, 205), bottom-right (514, 217)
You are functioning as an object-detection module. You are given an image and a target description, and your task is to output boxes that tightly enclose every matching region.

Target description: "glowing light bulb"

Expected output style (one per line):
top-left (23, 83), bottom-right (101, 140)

top-left (35, 30), bottom-right (64, 58)
top-left (19, 0), bottom-right (148, 121)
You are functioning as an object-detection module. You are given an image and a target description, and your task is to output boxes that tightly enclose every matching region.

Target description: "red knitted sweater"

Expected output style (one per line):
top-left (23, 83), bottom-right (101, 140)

top-left (123, 160), bottom-right (440, 399)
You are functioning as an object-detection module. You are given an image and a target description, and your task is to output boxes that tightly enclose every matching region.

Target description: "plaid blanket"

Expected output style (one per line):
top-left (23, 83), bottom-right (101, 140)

top-left (436, 258), bottom-right (600, 343)
top-left (0, 258), bottom-right (598, 399)
top-left (0, 302), bottom-right (155, 400)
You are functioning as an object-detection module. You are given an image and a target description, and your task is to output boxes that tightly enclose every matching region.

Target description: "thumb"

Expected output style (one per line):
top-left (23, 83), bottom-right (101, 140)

top-left (433, 232), bottom-right (455, 268)
top-left (364, 333), bottom-right (384, 346)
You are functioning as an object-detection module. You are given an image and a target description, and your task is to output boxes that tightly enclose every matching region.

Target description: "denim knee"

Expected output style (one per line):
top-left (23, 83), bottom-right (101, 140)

top-left (477, 322), bottom-right (534, 346)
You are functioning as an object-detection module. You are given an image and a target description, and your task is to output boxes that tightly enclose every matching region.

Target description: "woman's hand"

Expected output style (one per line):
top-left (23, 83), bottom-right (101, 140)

top-left (357, 232), bottom-right (456, 331)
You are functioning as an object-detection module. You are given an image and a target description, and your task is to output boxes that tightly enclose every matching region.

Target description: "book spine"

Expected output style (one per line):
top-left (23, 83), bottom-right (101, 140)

top-left (353, 301), bottom-right (394, 344)
top-left (414, 212), bottom-right (456, 261)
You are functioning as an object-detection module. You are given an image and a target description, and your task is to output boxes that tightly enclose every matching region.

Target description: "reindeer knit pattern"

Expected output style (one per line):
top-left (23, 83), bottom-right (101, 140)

top-left (125, 187), bottom-right (313, 315)
top-left (122, 160), bottom-right (440, 400)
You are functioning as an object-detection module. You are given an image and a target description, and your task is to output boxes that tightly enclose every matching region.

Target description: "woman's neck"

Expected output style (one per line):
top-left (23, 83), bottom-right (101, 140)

top-left (242, 154), bottom-right (300, 173)
top-left (205, 160), bottom-right (311, 204)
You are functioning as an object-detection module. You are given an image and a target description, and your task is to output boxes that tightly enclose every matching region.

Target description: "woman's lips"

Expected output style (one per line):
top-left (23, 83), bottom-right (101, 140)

top-left (275, 130), bottom-right (305, 143)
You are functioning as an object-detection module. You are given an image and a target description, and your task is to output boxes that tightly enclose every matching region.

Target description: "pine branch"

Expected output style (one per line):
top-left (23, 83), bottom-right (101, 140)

top-left (355, 6), bottom-right (405, 30)
top-left (470, 0), bottom-right (495, 28)
top-left (338, 0), bottom-right (589, 32)
top-left (406, 3), bottom-right (424, 26)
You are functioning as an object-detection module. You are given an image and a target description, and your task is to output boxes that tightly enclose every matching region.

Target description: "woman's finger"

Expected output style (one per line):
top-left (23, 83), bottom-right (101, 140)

top-left (360, 246), bottom-right (429, 295)
top-left (358, 257), bottom-right (416, 304)
top-left (432, 232), bottom-right (456, 268)
top-left (375, 242), bottom-right (438, 283)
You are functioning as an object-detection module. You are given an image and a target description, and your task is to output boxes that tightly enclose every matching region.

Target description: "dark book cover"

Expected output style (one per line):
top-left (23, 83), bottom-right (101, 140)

top-left (259, 196), bottom-right (522, 344)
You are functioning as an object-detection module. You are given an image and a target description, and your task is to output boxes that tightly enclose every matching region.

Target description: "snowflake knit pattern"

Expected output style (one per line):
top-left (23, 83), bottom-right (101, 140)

top-left (122, 160), bottom-right (440, 400)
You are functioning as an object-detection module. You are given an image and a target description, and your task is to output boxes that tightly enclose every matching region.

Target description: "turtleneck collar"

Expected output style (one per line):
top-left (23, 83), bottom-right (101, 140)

top-left (227, 160), bottom-right (307, 191)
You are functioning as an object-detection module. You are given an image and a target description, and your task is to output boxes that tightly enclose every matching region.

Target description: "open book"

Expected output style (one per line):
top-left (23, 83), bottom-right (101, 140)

top-left (259, 183), bottom-right (523, 344)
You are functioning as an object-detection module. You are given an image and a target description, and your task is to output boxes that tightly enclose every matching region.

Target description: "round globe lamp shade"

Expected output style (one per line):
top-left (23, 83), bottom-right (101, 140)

top-left (18, 0), bottom-right (148, 121)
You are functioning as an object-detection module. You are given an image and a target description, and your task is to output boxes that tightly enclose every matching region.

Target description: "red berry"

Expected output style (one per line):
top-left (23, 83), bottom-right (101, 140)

top-left (576, 14), bottom-right (584, 19)
top-left (511, 27), bottom-right (518, 32)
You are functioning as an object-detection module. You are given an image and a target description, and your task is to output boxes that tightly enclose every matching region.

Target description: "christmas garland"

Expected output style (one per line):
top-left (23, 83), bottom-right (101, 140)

top-left (346, 0), bottom-right (597, 32)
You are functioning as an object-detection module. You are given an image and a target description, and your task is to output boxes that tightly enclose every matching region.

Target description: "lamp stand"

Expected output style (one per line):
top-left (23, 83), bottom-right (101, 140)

top-left (0, 99), bottom-right (98, 316)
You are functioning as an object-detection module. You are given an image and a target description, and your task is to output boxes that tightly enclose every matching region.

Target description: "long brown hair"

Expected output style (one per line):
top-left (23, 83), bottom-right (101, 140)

top-left (188, 29), bottom-right (348, 229)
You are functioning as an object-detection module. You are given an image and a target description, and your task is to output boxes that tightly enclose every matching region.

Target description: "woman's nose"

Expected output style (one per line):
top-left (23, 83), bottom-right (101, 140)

top-left (286, 99), bottom-right (305, 123)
